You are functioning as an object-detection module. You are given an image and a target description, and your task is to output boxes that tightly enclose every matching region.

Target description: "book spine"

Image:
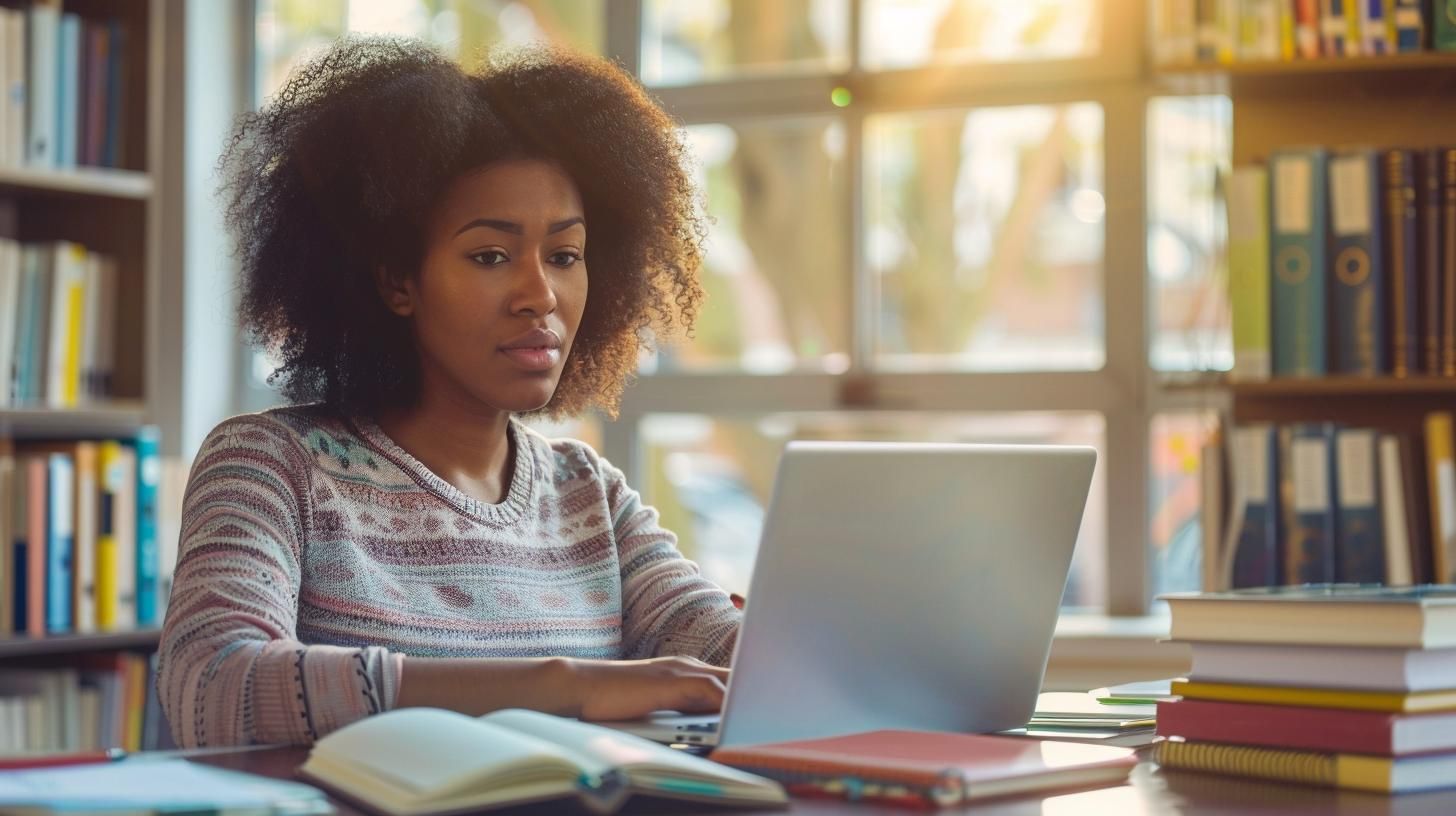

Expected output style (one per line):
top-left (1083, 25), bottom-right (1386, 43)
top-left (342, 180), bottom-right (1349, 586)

top-left (0, 240), bottom-right (17, 408)
top-left (1279, 0), bottom-right (1298, 58)
top-left (1228, 166), bottom-right (1272, 379)
top-left (26, 2), bottom-right (58, 168)
top-left (1444, 147), bottom-right (1456, 377)
top-left (1390, 0), bottom-right (1424, 50)
top-left (1425, 412), bottom-right (1456, 583)
top-left (1319, 0), bottom-right (1351, 55)
top-left (1435, 0), bottom-right (1456, 49)
top-left (95, 441), bottom-right (123, 631)
top-left (1334, 428), bottom-right (1386, 583)
top-left (1294, 0), bottom-right (1323, 56)
top-left (1384, 149), bottom-right (1420, 377)
top-left (133, 427), bottom-right (161, 626)
top-left (1230, 425), bottom-right (1282, 587)
top-left (1216, 0), bottom-right (1242, 61)
top-left (1285, 424), bottom-right (1338, 584)
top-left (1197, 0), bottom-right (1221, 60)
top-left (26, 457), bottom-right (46, 638)
top-left (1329, 150), bottom-right (1387, 375)
top-left (1421, 148), bottom-right (1445, 375)
top-left (1359, 0), bottom-right (1388, 53)
top-left (1157, 698), bottom-right (1398, 754)
top-left (72, 442), bottom-right (97, 634)
top-left (1156, 740), bottom-right (1345, 789)
top-left (0, 439), bottom-right (11, 635)
top-left (1378, 434), bottom-right (1415, 585)
top-left (1271, 148), bottom-right (1330, 376)
top-left (56, 13), bottom-right (79, 169)
top-left (45, 453), bottom-right (73, 633)
top-left (103, 20), bottom-right (124, 168)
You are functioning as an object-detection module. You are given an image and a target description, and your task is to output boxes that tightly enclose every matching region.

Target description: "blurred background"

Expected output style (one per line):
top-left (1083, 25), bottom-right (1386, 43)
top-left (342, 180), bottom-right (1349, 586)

top-left (242, 0), bottom-right (1234, 615)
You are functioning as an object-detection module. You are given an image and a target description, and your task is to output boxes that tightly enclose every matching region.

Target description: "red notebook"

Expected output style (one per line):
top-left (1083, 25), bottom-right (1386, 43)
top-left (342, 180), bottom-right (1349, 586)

top-left (1156, 699), bottom-right (1456, 756)
top-left (710, 730), bottom-right (1137, 809)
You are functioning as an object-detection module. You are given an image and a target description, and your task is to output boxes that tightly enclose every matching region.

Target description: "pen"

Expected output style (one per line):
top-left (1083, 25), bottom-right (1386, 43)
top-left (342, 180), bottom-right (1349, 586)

top-left (0, 748), bottom-right (127, 770)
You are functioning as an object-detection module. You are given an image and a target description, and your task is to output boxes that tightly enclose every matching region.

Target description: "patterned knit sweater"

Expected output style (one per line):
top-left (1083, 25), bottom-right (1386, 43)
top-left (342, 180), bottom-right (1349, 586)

top-left (156, 406), bottom-right (742, 748)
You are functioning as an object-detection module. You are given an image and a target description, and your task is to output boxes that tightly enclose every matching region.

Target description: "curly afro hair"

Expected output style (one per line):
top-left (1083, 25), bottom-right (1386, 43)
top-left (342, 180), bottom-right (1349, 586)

top-left (221, 37), bottom-right (706, 418)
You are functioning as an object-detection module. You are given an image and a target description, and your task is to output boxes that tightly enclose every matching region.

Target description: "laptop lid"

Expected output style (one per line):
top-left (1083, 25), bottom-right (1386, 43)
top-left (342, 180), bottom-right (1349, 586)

top-left (714, 441), bottom-right (1096, 748)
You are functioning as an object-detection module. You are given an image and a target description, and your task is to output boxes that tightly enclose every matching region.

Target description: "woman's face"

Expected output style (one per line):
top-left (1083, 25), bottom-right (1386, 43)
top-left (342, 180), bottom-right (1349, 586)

top-left (385, 159), bottom-right (589, 415)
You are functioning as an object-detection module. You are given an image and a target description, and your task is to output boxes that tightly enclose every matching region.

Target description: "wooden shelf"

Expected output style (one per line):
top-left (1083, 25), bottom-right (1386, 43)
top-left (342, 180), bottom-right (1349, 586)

top-left (1231, 377), bottom-right (1456, 397)
top-left (0, 629), bottom-right (162, 659)
top-left (0, 165), bottom-right (153, 200)
top-left (1229, 378), bottom-right (1456, 426)
top-left (0, 402), bottom-right (149, 438)
top-left (1155, 52), bottom-right (1456, 94)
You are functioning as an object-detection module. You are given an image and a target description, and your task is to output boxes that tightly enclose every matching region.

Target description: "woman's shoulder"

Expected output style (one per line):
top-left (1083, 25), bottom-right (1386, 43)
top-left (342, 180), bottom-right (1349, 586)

top-left (513, 422), bottom-right (613, 488)
top-left (199, 404), bottom-right (360, 461)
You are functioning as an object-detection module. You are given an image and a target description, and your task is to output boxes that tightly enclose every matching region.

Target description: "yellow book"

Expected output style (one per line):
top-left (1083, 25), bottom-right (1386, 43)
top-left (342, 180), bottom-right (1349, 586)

top-left (1172, 678), bottom-right (1456, 712)
top-left (1426, 412), bottom-right (1456, 583)
top-left (1156, 738), bottom-right (1454, 793)
top-left (96, 440), bottom-right (125, 630)
top-left (62, 264), bottom-right (83, 407)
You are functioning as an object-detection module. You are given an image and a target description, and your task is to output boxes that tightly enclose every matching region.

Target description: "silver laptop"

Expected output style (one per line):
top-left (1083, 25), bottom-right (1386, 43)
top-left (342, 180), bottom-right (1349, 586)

top-left (606, 440), bottom-right (1096, 749)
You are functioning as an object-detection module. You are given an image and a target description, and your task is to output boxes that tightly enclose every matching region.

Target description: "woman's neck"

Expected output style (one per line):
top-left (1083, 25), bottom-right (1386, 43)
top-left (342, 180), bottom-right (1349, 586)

top-left (374, 391), bottom-right (515, 506)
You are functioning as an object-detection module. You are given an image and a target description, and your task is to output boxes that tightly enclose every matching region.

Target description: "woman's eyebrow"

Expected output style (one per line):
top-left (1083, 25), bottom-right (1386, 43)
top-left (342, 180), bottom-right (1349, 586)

top-left (453, 216), bottom-right (585, 238)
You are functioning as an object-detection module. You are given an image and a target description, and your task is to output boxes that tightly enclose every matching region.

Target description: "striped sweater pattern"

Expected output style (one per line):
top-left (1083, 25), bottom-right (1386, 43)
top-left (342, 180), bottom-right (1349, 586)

top-left (157, 406), bottom-right (741, 747)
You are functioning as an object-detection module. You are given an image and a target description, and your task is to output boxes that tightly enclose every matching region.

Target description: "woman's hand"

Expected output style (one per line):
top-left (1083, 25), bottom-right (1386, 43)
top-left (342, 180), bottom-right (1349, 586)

top-left (565, 656), bottom-right (730, 721)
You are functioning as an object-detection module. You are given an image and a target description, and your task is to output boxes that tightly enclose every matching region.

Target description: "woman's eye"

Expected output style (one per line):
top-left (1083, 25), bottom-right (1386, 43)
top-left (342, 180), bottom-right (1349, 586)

top-left (470, 249), bottom-right (509, 266)
top-left (549, 251), bottom-right (582, 268)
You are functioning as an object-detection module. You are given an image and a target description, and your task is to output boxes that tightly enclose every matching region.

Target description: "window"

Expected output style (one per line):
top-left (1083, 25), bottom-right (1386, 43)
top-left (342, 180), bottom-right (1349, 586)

top-left (248, 0), bottom-right (1234, 616)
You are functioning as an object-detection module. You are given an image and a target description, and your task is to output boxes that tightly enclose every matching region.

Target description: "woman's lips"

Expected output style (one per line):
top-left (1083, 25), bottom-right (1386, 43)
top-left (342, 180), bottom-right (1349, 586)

top-left (500, 346), bottom-right (561, 371)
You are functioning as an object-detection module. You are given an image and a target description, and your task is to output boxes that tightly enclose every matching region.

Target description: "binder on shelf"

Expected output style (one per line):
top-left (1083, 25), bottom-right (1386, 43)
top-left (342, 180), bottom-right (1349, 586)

top-left (1227, 425), bottom-right (1282, 588)
top-left (1328, 149), bottom-right (1387, 375)
top-left (1284, 424), bottom-right (1338, 585)
top-left (1334, 428), bottom-right (1385, 583)
top-left (1420, 148), bottom-right (1445, 375)
top-left (1271, 148), bottom-right (1329, 377)
top-left (1228, 166), bottom-right (1272, 380)
top-left (1389, 0), bottom-right (1424, 51)
top-left (1383, 149), bottom-right (1420, 377)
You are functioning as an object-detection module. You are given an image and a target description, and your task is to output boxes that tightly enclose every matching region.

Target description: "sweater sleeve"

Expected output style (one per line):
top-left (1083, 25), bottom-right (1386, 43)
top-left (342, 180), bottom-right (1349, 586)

top-left (156, 415), bottom-right (402, 748)
top-left (599, 456), bottom-right (743, 666)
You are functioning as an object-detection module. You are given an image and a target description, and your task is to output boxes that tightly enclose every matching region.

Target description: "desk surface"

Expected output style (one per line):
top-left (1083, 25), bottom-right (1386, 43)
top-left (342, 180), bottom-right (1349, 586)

top-left (188, 745), bottom-right (1456, 815)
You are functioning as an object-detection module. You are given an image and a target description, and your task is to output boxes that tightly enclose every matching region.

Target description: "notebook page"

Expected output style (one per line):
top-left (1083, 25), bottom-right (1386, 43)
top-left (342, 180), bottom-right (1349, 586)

top-left (309, 708), bottom-right (579, 801)
top-left (481, 709), bottom-right (782, 799)
top-left (0, 758), bottom-right (330, 812)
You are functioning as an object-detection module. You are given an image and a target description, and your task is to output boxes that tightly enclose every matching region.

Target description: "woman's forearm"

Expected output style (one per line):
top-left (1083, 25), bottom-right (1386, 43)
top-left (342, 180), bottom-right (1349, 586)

top-left (395, 656), bottom-right (583, 717)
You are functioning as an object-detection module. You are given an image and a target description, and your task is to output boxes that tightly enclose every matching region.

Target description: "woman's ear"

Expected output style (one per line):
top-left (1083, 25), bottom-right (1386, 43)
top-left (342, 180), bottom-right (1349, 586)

top-left (374, 265), bottom-right (415, 317)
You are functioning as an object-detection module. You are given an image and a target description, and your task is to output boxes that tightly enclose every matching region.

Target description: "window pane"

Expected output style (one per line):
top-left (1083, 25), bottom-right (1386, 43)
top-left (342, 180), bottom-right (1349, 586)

top-left (1150, 413), bottom-right (1219, 597)
top-left (256, 0), bottom-right (604, 101)
top-left (1147, 96), bottom-right (1233, 372)
top-left (867, 104), bottom-right (1104, 371)
top-left (639, 412), bottom-right (1106, 609)
top-left (644, 120), bottom-right (850, 374)
top-left (861, 0), bottom-right (1101, 70)
top-left (640, 0), bottom-right (850, 86)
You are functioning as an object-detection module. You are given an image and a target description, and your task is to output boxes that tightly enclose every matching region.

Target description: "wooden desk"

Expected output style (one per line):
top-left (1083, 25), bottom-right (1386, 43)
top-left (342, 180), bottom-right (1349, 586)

top-left (188, 746), bottom-right (1456, 815)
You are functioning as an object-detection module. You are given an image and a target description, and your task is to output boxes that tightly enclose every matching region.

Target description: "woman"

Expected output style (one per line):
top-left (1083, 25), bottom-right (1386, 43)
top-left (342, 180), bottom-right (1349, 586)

top-left (157, 38), bottom-right (740, 748)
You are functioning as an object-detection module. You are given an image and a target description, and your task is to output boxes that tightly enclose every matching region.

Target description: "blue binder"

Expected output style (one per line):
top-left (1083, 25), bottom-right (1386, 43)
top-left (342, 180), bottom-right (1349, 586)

top-left (1329, 149), bottom-right (1387, 375)
top-left (1270, 148), bottom-right (1330, 377)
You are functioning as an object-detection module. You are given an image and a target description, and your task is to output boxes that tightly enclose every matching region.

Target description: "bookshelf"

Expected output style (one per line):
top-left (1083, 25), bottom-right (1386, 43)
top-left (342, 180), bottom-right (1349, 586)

top-left (1, 0), bottom-right (172, 653)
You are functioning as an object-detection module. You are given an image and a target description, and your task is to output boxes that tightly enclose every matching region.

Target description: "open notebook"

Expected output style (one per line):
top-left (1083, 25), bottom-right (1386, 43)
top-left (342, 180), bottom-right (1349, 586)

top-left (298, 708), bottom-right (788, 815)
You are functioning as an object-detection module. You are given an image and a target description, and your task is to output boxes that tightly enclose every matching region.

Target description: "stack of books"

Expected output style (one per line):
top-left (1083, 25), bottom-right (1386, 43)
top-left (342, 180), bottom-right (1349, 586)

top-left (1155, 585), bottom-right (1456, 793)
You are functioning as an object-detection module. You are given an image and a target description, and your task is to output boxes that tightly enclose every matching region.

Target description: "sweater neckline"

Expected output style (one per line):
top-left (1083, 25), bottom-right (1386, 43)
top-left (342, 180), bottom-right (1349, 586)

top-left (348, 415), bottom-right (536, 527)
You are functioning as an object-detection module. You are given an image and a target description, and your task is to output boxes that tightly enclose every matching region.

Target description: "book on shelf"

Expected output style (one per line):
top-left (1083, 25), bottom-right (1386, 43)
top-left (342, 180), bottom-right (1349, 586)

top-left (0, 650), bottom-right (165, 754)
top-left (1427, 412), bottom-right (1456, 581)
top-left (2, 239), bottom-right (120, 408)
top-left (1441, 1), bottom-right (1456, 51)
top-left (1282, 424), bottom-right (1338, 583)
top-left (1226, 165), bottom-right (1272, 380)
top-left (1154, 0), bottom-right (1456, 63)
top-left (299, 707), bottom-right (788, 815)
top-left (1328, 149), bottom-right (1386, 376)
top-left (0, 2), bottom-right (130, 171)
top-left (1270, 147), bottom-right (1329, 377)
top-left (3, 430), bottom-right (162, 638)
top-left (710, 729), bottom-right (1137, 809)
